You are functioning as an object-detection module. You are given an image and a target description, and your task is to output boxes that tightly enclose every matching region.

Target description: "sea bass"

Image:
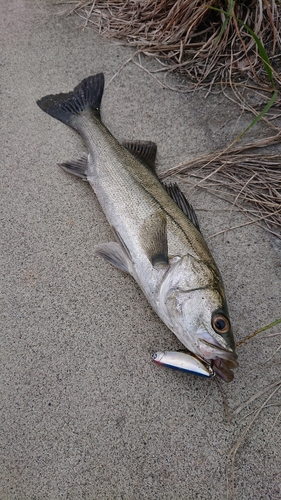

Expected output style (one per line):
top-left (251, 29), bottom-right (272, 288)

top-left (37, 74), bottom-right (238, 382)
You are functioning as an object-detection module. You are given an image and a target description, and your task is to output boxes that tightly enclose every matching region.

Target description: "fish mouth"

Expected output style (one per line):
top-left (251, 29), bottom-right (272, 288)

top-left (212, 358), bottom-right (237, 383)
top-left (198, 338), bottom-right (238, 383)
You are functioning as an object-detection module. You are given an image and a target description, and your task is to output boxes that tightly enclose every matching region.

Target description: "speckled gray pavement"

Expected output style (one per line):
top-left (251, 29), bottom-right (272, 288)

top-left (1, 1), bottom-right (281, 499)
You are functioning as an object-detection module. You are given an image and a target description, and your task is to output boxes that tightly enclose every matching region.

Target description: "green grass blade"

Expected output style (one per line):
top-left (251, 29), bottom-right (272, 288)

top-left (236, 317), bottom-right (281, 347)
top-left (240, 22), bottom-right (274, 86)
top-left (209, 6), bottom-right (274, 87)
top-left (235, 90), bottom-right (278, 141)
top-left (216, 0), bottom-right (235, 44)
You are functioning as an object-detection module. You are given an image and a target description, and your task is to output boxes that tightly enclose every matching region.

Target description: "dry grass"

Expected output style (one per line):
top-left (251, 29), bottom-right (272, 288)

top-left (57, 1), bottom-right (281, 237)
top-left (55, 1), bottom-right (281, 240)
top-left (228, 379), bottom-right (281, 498)
top-left (208, 318), bottom-right (281, 499)
top-left (61, 1), bottom-right (281, 96)
top-left (160, 135), bottom-right (281, 237)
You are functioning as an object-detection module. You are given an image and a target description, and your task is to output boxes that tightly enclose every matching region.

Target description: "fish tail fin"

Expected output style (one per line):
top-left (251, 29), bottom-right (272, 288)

top-left (36, 74), bottom-right (105, 125)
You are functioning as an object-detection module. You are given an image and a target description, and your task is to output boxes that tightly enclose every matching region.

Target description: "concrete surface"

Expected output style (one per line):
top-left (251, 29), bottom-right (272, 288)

top-left (1, 1), bottom-right (281, 499)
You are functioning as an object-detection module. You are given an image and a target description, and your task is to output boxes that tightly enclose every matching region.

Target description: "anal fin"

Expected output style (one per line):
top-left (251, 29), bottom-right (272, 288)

top-left (59, 154), bottom-right (88, 180)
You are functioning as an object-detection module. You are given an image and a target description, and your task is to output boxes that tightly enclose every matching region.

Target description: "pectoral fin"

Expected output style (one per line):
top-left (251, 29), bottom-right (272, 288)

top-left (95, 242), bottom-right (133, 274)
top-left (140, 213), bottom-right (168, 266)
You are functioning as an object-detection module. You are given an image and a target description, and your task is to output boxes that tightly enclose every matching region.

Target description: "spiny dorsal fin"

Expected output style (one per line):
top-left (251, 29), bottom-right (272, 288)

top-left (139, 213), bottom-right (168, 266)
top-left (59, 154), bottom-right (88, 180)
top-left (163, 183), bottom-right (201, 233)
top-left (123, 140), bottom-right (157, 171)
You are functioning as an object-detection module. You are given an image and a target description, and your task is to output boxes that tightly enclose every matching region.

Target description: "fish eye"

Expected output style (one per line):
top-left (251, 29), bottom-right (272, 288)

top-left (212, 314), bottom-right (230, 334)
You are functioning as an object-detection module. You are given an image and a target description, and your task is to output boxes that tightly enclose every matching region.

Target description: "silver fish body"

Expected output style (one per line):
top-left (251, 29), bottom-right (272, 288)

top-left (37, 74), bottom-right (238, 382)
top-left (153, 351), bottom-right (214, 378)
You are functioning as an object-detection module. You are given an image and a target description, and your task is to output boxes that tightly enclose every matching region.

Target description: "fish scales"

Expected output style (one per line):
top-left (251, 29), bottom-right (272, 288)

top-left (72, 110), bottom-right (217, 267)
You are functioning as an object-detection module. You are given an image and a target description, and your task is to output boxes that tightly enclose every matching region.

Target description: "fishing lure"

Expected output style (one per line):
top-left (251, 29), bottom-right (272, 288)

top-left (152, 351), bottom-right (214, 378)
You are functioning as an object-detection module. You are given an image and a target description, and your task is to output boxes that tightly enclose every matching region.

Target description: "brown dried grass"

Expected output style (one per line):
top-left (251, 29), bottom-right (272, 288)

top-left (160, 135), bottom-right (281, 237)
top-left (58, 1), bottom-right (281, 237)
top-left (62, 1), bottom-right (281, 94)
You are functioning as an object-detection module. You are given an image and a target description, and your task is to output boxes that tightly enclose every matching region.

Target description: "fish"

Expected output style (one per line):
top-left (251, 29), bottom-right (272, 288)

top-left (152, 351), bottom-right (214, 378)
top-left (37, 73), bottom-right (238, 382)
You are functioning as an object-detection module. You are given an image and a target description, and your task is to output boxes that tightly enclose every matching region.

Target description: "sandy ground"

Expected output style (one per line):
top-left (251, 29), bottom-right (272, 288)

top-left (1, 1), bottom-right (281, 499)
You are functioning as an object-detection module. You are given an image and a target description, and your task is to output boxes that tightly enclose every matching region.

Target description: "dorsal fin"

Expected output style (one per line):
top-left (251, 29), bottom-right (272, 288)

top-left (163, 183), bottom-right (201, 232)
top-left (123, 140), bottom-right (157, 171)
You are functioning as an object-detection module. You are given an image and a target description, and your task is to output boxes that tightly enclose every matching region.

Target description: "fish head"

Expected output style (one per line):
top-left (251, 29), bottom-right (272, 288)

top-left (159, 256), bottom-right (238, 382)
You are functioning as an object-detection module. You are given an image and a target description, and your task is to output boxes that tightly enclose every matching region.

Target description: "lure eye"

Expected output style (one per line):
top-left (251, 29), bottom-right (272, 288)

top-left (212, 314), bottom-right (230, 334)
